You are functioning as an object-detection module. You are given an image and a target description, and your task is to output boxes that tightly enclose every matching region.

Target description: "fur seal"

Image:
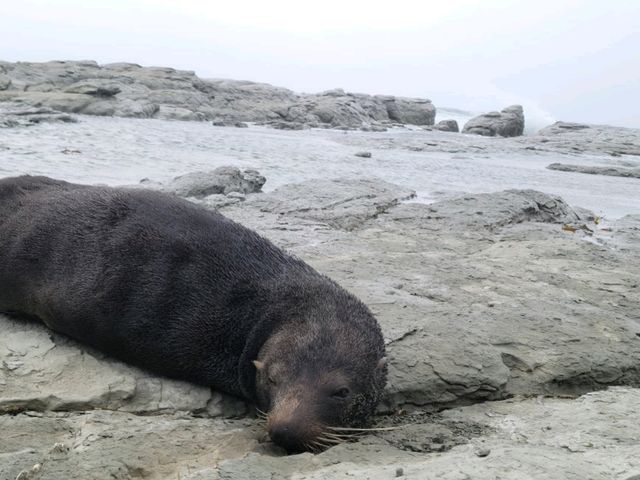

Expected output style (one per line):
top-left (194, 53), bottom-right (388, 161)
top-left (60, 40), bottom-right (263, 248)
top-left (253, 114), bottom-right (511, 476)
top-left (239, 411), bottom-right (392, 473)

top-left (0, 175), bottom-right (387, 452)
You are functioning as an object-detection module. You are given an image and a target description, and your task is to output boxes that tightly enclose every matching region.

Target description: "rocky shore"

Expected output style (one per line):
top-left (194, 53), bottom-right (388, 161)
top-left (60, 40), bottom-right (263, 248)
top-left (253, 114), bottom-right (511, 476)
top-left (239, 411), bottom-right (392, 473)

top-left (1, 58), bottom-right (640, 479)
top-left (0, 61), bottom-right (435, 130)
top-left (2, 170), bottom-right (639, 479)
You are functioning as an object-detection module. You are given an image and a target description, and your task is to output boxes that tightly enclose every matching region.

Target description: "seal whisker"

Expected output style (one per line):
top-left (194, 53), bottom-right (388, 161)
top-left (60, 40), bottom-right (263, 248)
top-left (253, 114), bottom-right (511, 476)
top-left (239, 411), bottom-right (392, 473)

top-left (322, 432), bottom-right (355, 441)
top-left (308, 441), bottom-right (325, 453)
top-left (311, 438), bottom-right (333, 450)
top-left (326, 426), bottom-right (405, 432)
top-left (320, 431), bottom-right (351, 440)
top-left (316, 435), bottom-right (341, 445)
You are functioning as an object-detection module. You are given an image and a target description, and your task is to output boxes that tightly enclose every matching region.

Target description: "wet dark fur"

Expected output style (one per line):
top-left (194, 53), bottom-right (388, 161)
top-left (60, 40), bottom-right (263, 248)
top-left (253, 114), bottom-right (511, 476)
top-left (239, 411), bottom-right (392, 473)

top-left (0, 176), bottom-right (387, 450)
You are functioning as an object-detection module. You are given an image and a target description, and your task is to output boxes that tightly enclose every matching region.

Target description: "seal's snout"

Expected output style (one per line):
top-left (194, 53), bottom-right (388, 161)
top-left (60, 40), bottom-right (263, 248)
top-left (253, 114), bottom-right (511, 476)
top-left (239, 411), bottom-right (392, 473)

top-left (266, 393), bottom-right (318, 452)
top-left (268, 422), bottom-right (308, 452)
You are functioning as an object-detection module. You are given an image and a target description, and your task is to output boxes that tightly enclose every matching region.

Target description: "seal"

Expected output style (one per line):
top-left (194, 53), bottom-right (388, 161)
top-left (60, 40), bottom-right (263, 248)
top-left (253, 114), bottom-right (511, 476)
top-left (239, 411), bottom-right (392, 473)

top-left (0, 175), bottom-right (387, 452)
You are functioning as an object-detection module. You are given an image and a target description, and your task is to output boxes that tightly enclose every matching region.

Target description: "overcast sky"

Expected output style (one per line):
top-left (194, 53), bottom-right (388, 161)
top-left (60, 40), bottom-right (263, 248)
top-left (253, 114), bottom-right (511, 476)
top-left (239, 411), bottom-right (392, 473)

top-left (1, 0), bottom-right (638, 128)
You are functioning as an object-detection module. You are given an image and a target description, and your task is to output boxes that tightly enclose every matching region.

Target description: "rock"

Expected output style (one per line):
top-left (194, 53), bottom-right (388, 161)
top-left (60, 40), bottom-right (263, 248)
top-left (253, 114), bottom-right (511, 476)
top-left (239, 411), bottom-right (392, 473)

top-left (211, 118), bottom-right (249, 128)
top-left (538, 121), bottom-right (591, 134)
top-left (391, 98), bottom-right (436, 125)
top-left (360, 124), bottom-right (388, 132)
top-left (3, 387), bottom-right (638, 479)
top-left (0, 103), bottom-right (77, 128)
top-left (269, 121), bottom-right (306, 130)
top-left (222, 182), bottom-right (638, 412)
top-left (463, 105), bottom-right (524, 137)
top-left (63, 81), bottom-right (122, 97)
top-left (158, 106), bottom-right (205, 121)
top-left (202, 388), bottom-right (640, 480)
top-left (474, 447), bottom-right (491, 457)
top-left (0, 314), bottom-right (215, 415)
top-left (320, 88), bottom-right (346, 97)
top-left (355, 151), bottom-right (372, 158)
top-left (0, 60), bottom-right (437, 130)
top-left (0, 74), bottom-right (11, 90)
top-left (547, 163), bottom-right (640, 179)
top-left (607, 214), bottom-right (640, 252)
top-left (432, 119), bottom-right (459, 132)
top-left (524, 122), bottom-right (640, 156)
top-left (0, 409), bottom-right (259, 480)
top-left (160, 166), bottom-right (266, 198)
top-left (115, 98), bottom-right (159, 118)
top-left (246, 177), bottom-right (416, 230)
top-left (395, 189), bottom-right (585, 230)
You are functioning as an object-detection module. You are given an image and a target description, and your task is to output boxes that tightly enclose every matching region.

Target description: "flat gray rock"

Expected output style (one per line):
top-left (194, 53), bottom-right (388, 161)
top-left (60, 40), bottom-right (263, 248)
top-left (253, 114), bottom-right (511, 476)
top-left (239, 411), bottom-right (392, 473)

top-left (137, 166), bottom-right (266, 198)
top-left (245, 177), bottom-right (416, 230)
top-left (164, 166), bottom-right (266, 197)
top-left (526, 122), bottom-right (640, 156)
top-left (387, 189), bottom-right (585, 230)
top-left (548, 162), bottom-right (640, 179)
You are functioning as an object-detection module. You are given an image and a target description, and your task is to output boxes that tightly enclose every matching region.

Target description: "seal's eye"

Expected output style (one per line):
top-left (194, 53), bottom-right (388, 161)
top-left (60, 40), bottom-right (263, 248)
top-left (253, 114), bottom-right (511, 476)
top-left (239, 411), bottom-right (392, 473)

top-left (331, 387), bottom-right (350, 399)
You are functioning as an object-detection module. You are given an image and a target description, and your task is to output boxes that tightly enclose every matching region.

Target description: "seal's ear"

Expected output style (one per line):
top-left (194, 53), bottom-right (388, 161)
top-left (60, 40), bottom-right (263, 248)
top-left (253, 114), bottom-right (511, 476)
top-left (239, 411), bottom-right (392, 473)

top-left (377, 357), bottom-right (387, 369)
top-left (253, 360), bottom-right (265, 371)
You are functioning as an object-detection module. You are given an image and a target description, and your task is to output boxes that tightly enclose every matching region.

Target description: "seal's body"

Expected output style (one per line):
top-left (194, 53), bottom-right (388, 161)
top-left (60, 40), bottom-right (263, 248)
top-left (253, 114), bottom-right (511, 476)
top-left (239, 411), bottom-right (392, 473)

top-left (0, 176), bottom-right (386, 451)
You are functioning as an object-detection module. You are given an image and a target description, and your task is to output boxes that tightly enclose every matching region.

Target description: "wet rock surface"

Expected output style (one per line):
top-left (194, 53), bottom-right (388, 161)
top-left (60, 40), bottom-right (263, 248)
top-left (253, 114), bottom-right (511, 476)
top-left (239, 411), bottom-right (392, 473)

top-left (2, 171), bottom-right (640, 478)
top-left (0, 60), bottom-right (435, 129)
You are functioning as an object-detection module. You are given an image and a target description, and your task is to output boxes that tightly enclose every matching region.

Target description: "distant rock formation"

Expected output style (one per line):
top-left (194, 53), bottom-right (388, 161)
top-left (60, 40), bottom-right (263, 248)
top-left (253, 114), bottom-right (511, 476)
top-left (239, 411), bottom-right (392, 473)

top-left (527, 122), bottom-right (640, 156)
top-left (431, 119), bottom-right (459, 132)
top-left (0, 60), bottom-right (436, 130)
top-left (537, 121), bottom-right (591, 135)
top-left (548, 163), bottom-right (640, 179)
top-left (463, 105), bottom-right (524, 137)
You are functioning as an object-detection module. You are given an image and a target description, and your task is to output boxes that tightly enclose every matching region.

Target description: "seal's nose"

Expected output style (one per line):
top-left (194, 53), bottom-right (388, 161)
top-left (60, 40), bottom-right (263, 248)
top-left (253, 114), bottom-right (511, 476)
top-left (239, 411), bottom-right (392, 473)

top-left (268, 423), bottom-right (305, 452)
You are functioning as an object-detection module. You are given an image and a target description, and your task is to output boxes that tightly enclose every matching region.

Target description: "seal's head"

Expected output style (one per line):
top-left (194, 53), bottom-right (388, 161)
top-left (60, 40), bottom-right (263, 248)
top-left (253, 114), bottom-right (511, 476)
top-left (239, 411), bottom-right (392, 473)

top-left (252, 292), bottom-right (387, 452)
